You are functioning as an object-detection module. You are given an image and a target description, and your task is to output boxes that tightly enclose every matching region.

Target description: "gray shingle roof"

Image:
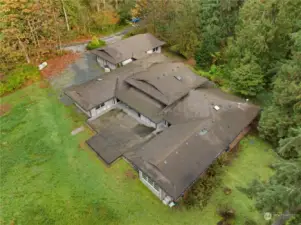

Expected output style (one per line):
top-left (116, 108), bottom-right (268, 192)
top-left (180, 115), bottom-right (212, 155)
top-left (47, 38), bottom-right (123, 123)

top-left (125, 62), bottom-right (208, 105)
top-left (125, 86), bottom-right (260, 200)
top-left (66, 47), bottom-right (260, 200)
top-left (65, 54), bottom-right (168, 111)
top-left (116, 85), bottom-right (165, 123)
top-left (91, 33), bottom-right (165, 64)
top-left (164, 87), bottom-right (251, 124)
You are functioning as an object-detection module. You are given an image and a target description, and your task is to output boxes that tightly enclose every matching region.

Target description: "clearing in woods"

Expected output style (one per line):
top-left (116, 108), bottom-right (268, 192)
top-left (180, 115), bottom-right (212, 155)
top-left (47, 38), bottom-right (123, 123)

top-left (0, 84), bottom-right (277, 225)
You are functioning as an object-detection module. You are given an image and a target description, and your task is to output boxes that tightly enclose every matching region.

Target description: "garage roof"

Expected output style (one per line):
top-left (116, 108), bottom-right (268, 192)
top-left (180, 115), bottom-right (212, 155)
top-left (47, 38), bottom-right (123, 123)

top-left (91, 33), bottom-right (165, 64)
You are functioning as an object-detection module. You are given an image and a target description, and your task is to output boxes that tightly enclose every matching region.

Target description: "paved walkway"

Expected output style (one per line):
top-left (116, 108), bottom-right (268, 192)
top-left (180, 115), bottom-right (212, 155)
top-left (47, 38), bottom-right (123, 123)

top-left (86, 109), bottom-right (155, 164)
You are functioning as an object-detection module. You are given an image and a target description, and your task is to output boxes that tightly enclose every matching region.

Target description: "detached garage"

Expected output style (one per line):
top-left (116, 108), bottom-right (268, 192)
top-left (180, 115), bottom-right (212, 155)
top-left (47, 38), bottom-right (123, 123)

top-left (91, 33), bottom-right (165, 71)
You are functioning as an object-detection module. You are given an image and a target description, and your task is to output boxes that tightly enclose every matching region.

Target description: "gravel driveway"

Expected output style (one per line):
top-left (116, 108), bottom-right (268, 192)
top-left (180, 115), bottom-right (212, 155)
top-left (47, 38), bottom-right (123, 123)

top-left (49, 52), bottom-right (104, 105)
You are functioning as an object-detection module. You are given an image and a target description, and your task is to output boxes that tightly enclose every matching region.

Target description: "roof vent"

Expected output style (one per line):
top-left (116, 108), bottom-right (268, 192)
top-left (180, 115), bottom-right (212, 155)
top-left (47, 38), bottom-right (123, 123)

top-left (213, 105), bottom-right (220, 111)
top-left (199, 129), bottom-right (208, 135)
top-left (174, 75), bottom-right (182, 81)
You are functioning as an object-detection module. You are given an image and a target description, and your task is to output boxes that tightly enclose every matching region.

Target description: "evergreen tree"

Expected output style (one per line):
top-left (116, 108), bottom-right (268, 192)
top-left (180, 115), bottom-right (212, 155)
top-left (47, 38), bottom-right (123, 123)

top-left (225, 0), bottom-right (301, 96)
top-left (245, 128), bottom-right (301, 224)
top-left (196, 0), bottom-right (241, 67)
top-left (259, 29), bottom-right (301, 145)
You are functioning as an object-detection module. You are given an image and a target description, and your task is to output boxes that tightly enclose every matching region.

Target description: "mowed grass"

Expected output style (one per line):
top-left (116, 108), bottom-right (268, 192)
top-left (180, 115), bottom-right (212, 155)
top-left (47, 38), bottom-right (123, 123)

top-left (0, 85), bottom-right (277, 225)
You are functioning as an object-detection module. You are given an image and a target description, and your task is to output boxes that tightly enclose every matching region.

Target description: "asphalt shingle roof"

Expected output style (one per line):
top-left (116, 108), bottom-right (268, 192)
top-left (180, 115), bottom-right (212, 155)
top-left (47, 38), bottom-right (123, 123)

top-left (91, 33), bottom-right (165, 64)
top-left (125, 62), bottom-right (208, 105)
top-left (66, 38), bottom-right (260, 200)
top-left (124, 86), bottom-right (260, 200)
top-left (64, 54), bottom-right (168, 111)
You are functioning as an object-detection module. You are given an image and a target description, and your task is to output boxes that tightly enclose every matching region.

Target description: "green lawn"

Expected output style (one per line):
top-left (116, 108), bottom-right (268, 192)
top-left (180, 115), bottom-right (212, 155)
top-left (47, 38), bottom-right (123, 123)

top-left (0, 85), bottom-right (277, 225)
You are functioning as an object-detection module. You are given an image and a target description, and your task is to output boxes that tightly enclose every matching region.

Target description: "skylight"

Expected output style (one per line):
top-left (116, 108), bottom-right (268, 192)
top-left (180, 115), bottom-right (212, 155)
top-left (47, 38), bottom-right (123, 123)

top-left (214, 105), bottom-right (220, 111)
top-left (199, 129), bottom-right (208, 136)
top-left (97, 78), bottom-right (103, 81)
top-left (174, 75), bottom-right (182, 81)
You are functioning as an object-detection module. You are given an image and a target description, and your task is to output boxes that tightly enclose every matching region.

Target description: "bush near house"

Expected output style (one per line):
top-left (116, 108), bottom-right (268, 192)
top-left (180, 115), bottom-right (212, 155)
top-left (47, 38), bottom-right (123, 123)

top-left (86, 36), bottom-right (106, 50)
top-left (183, 155), bottom-right (224, 208)
top-left (0, 64), bottom-right (40, 96)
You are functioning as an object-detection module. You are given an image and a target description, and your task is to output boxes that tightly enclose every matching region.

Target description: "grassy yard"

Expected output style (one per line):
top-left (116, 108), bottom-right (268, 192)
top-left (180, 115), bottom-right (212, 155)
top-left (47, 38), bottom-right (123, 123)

top-left (0, 85), bottom-right (277, 225)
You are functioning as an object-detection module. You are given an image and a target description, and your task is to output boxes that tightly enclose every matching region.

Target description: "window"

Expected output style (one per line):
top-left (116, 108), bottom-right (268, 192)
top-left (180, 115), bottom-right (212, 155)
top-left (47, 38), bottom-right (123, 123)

top-left (213, 105), bottom-right (220, 111)
top-left (174, 75), bottom-right (182, 81)
top-left (96, 103), bottom-right (105, 109)
top-left (199, 129), bottom-right (208, 136)
top-left (141, 171), bottom-right (160, 192)
top-left (154, 183), bottom-right (160, 191)
top-left (148, 177), bottom-right (154, 186)
top-left (142, 172), bottom-right (147, 181)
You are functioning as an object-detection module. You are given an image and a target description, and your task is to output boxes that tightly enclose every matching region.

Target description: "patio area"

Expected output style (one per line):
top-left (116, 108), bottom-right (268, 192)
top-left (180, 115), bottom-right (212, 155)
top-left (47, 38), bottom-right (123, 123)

top-left (86, 109), bottom-right (155, 164)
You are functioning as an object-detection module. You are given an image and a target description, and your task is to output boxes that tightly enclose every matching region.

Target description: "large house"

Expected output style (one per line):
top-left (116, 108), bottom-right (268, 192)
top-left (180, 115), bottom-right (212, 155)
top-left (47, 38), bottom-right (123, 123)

top-left (91, 33), bottom-right (165, 71)
top-left (66, 52), bottom-right (259, 207)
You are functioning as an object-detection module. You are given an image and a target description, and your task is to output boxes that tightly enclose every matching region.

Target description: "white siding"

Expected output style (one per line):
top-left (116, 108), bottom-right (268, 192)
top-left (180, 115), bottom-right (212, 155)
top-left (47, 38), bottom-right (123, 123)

top-left (146, 46), bottom-right (161, 54)
top-left (96, 56), bottom-right (117, 70)
top-left (117, 103), bottom-right (140, 119)
top-left (90, 98), bottom-right (117, 119)
top-left (117, 103), bottom-right (157, 129)
top-left (140, 115), bottom-right (156, 128)
top-left (139, 170), bottom-right (162, 199)
top-left (107, 61), bottom-right (117, 70)
top-left (121, 58), bottom-right (133, 66)
top-left (146, 49), bottom-right (153, 54)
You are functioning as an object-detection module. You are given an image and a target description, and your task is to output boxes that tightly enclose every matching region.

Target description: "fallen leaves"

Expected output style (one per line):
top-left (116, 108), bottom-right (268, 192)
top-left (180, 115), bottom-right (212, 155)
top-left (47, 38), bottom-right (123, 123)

top-left (40, 52), bottom-right (81, 78)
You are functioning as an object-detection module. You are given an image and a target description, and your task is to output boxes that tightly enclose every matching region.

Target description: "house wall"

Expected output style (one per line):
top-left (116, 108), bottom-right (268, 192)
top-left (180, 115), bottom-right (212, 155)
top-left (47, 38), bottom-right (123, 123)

top-left (140, 114), bottom-right (156, 128)
top-left (121, 58), bottom-right (133, 66)
top-left (96, 56), bottom-right (117, 70)
top-left (146, 49), bottom-right (153, 54)
top-left (89, 98), bottom-right (117, 119)
top-left (139, 170), bottom-right (164, 199)
top-left (155, 46), bottom-right (162, 53)
top-left (147, 46), bottom-right (162, 54)
top-left (116, 103), bottom-right (157, 129)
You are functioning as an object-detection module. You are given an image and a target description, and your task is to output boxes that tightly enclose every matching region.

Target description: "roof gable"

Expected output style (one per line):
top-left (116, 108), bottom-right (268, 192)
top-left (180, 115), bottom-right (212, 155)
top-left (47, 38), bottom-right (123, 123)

top-left (125, 62), bottom-right (208, 105)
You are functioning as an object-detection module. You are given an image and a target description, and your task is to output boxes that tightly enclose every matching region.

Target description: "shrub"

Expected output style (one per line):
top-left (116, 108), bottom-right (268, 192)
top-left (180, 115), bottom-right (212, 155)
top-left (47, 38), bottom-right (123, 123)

top-left (0, 64), bottom-right (40, 96)
top-left (217, 205), bottom-right (236, 220)
top-left (217, 220), bottom-right (232, 225)
top-left (183, 159), bottom-right (223, 208)
top-left (86, 36), bottom-right (106, 50)
top-left (182, 152), bottom-right (237, 208)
